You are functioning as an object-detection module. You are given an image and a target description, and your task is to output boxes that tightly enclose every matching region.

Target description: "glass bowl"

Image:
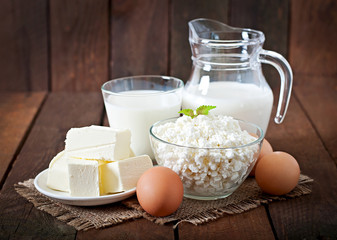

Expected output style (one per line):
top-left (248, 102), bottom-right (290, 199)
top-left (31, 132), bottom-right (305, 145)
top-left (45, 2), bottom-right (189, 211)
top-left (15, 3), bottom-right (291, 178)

top-left (149, 117), bottom-right (264, 200)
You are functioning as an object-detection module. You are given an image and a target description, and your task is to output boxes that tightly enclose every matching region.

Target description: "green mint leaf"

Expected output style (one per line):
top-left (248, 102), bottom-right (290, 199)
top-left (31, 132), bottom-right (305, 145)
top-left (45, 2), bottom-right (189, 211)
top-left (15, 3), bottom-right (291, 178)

top-left (179, 109), bottom-right (195, 118)
top-left (196, 105), bottom-right (216, 116)
top-left (179, 105), bottom-right (216, 119)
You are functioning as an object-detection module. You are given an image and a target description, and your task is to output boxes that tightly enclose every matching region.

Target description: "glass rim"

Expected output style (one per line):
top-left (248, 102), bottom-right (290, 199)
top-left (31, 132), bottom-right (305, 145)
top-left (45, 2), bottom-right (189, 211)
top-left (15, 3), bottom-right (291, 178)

top-left (150, 116), bottom-right (264, 150)
top-left (101, 75), bottom-right (184, 97)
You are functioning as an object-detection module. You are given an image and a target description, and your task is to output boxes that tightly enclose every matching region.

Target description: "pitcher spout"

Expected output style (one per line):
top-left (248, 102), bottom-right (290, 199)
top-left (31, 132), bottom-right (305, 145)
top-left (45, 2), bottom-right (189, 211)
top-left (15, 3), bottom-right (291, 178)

top-left (188, 18), bottom-right (265, 58)
top-left (189, 18), bottom-right (238, 42)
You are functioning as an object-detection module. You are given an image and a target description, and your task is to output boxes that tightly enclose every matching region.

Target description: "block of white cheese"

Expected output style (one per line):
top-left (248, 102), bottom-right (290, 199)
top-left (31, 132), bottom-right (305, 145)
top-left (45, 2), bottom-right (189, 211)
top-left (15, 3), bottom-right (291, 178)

top-left (67, 155), bottom-right (153, 197)
top-left (68, 158), bottom-right (101, 197)
top-left (46, 151), bottom-right (69, 192)
top-left (65, 125), bottom-right (131, 160)
top-left (101, 155), bottom-right (153, 194)
top-left (67, 144), bottom-right (120, 162)
top-left (47, 125), bottom-right (143, 196)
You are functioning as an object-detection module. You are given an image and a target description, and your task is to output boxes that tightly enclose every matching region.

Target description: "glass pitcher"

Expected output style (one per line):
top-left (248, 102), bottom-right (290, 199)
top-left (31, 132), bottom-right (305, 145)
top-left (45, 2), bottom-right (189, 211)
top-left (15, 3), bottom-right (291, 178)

top-left (182, 18), bottom-right (293, 134)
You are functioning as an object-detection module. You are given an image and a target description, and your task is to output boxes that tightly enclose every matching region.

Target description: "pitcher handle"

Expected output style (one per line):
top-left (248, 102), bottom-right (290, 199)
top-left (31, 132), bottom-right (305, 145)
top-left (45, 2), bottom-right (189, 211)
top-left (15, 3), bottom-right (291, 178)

top-left (259, 50), bottom-right (293, 124)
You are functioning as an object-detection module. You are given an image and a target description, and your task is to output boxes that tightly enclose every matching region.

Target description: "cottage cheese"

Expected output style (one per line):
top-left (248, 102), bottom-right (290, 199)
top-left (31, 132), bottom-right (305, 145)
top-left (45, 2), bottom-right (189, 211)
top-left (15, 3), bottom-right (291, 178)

top-left (151, 115), bottom-right (259, 197)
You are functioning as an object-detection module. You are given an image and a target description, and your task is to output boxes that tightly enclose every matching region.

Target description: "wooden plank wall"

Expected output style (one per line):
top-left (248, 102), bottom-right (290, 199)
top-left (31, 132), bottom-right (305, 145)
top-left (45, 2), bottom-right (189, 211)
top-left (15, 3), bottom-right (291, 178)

top-left (110, 0), bottom-right (169, 79)
top-left (0, 0), bottom-right (48, 91)
top-left (50, 0), bottom-right (109, 91)
top-left (1, 0), bottom-right (291, 92)
top-left (289, 0), bottom-right (337, 162)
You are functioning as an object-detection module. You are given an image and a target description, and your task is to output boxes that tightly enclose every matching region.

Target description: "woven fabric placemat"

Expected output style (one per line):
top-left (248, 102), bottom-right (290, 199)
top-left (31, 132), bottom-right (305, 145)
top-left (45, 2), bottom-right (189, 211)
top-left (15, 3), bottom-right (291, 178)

top-left (14, 174), bottom-right (313, 231)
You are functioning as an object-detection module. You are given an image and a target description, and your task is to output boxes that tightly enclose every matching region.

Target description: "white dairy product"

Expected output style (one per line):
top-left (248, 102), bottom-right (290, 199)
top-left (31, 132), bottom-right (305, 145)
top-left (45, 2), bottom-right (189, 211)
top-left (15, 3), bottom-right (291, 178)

top-left (101, 155), bottom-right (153, 194)
top-left (47, 150), bottom-right (69, 192)
top-left (47, 125), bottom-right (132, 194)
top-left (151, 115), bottom-right (258, 196)
top-left (65, 125), bottom-right (131, 160)
top-left (47, 125), bottom-right (152, 197)
top-left (68, 158), bottom-right (100, 197)
top-left (182, 81), bottom-right (273, 133)
top-left (67, 155), bottom-right (153, 197)
top-left (67, 144), bottom-right (122, 162)
top-left (104, 90), bottom-right (181, 159)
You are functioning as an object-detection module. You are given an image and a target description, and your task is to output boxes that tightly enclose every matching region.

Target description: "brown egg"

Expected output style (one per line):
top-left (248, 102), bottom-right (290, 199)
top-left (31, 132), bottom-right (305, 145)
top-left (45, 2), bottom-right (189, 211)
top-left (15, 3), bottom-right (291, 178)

top-left (136, 166), bottom-right (184, 217)
top-left (255, 151), bottom-right (300, 195)
top-left (249, 138), bottom-right (273, 176)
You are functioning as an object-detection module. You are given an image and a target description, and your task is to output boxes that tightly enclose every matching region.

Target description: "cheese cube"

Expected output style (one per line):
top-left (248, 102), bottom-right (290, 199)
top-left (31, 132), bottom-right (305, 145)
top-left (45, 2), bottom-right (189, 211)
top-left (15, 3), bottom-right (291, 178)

top-left (101, 155), bottom-right (153, 194)
top-left (65, 125), bottom-right (131, 160)
top-left (47, 150), bottom-right (70, 192)
top-left (68, 158), bottom-right (100, 197)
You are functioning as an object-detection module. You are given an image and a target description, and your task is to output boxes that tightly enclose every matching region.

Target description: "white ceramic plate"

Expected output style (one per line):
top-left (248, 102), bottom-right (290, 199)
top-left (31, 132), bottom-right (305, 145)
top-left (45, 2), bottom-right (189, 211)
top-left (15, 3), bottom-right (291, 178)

top-left (34, 169), bottom-right (136, 206)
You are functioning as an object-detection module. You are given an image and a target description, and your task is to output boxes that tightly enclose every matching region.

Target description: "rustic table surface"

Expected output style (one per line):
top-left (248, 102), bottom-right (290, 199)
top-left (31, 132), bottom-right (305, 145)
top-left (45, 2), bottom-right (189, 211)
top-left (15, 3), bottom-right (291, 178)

top-left (0, 0), bottom-right (336, 239)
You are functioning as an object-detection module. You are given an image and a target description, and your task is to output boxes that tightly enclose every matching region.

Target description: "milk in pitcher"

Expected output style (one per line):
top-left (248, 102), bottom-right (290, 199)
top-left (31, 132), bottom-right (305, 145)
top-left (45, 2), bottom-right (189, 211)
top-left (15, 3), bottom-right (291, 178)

top-left (182, 81), bottom-right (273, 133)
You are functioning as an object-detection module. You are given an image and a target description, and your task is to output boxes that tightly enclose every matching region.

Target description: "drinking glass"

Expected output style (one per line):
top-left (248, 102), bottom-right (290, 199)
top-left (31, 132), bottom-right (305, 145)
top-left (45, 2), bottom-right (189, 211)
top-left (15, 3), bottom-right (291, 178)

top-left (101, 75), bottom-right (184, 159)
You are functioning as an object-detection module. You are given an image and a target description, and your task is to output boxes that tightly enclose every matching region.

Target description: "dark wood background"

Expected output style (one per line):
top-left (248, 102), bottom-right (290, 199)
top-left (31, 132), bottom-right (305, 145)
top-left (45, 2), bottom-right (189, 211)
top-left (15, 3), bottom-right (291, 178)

top-left (1, 0), bottom-right (337, 239)
top-left (3, 0), bottom-right (336, 92)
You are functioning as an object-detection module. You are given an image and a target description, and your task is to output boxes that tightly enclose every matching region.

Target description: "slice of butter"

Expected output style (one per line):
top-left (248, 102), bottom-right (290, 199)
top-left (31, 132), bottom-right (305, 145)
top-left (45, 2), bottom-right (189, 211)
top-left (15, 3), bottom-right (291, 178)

top-left (68, 158), bottom-right (100, 197)
top-left (101, 155), bottom-right (153, 194)
top-left (47, 150), bottom-right (69, 192)
top-left (65, 125), bottom-right (131, 158)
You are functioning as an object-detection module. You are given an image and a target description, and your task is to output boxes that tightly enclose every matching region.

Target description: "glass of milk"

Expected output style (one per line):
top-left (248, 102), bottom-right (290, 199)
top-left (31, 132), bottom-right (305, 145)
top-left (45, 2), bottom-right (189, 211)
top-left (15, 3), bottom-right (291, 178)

top-left (101, 76), bottom-right (184, 159)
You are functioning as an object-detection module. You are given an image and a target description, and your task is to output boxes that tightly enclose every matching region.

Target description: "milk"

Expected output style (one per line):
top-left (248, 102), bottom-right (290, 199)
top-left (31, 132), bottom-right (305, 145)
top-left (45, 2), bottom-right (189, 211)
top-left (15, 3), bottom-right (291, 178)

top-left (104, 90), bottom-right (181, 159)
top-left (182, 81), bottom-right (273, 133)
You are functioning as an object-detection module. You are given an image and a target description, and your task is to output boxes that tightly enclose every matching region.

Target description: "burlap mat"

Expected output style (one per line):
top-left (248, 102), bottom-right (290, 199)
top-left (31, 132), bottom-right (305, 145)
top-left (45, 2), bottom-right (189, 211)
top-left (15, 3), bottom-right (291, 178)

top-left (14, 174), bottom-right (313, 231)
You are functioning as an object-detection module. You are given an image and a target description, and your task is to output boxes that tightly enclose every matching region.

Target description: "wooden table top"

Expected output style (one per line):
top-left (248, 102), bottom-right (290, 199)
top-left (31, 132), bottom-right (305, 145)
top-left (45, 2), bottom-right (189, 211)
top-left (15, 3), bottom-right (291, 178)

top-left (0, 0), bottom-right (336, 239)
top-left (0, 82), bottom-right (336, 239)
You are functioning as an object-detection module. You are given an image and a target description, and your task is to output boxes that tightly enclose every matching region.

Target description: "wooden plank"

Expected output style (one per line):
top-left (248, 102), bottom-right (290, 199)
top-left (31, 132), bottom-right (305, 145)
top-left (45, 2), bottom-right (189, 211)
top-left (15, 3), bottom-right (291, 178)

top-left (170, 0), bottom-right (229, 82)
top-left (270, 2), bottom-right (337, 237)
top-left (294, 76), bottom-right (337, 162)
top-left (0, 92), bottom-right (46, 187)
top-left (110, 0), bottom-right (169, 78)
top-left (265, 96), bottom-right (337, 239)
top-left (289, 0), bottom-right (337, 76)
top-left (50, 0), bottom-right (109, 91)
top-left (288, 0), bottom-right (337, 162)
top-left (179, 207), bottom-right (275, 240)
top-left (77, 218), bottom-right (175, 240)
top-left (0, 92), bottom-right (103, 239)
top-left (103, 113), bottom-right (109, 127)
top-left (230, 0), bottom-right (289, 89)
top-left (0, 0), bottom-right (49, 91)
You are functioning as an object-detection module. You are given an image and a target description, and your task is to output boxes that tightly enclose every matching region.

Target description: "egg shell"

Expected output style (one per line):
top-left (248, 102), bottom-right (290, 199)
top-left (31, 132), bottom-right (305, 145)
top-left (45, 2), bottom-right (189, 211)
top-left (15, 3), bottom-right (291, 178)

top-left (136, 166), bottom-right (184, 217)
top-left (249, 138), bottom-right (273, 176)
top-left (255, 151), bottom-right (300, 195)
